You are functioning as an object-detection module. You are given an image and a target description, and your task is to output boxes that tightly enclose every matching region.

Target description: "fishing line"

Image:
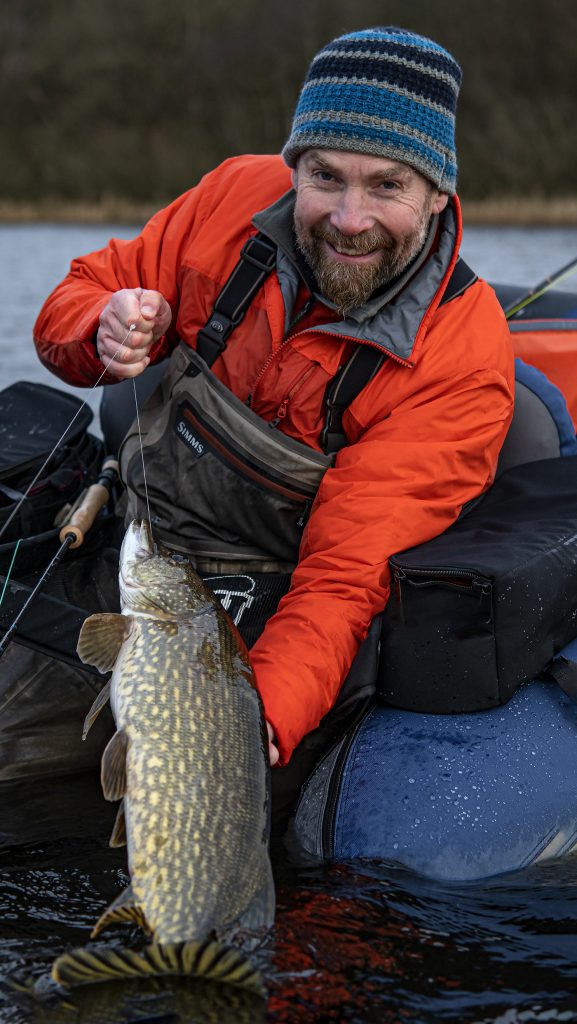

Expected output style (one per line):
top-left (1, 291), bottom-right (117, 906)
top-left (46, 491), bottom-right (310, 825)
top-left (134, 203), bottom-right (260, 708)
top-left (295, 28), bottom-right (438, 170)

top-left (0, 539), bottom-right (21, 609)
top-left (132, 377), bottom-right (152, 526)
top-left (0, 323), bottom-right (139, 548)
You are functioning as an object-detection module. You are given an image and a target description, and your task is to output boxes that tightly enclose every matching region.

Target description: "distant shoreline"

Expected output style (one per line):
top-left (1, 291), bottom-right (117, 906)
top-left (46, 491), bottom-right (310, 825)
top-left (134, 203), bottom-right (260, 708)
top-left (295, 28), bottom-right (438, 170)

top-left (2, 196), bottom-right (577, 227)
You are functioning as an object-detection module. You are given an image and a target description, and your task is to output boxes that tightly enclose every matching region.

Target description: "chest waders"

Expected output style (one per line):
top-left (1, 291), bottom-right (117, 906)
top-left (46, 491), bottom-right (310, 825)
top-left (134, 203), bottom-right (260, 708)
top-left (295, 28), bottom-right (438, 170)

top-left (120, 233), bottom-right (475, 573)
top-left (119, 236), bottom-right (476, 817)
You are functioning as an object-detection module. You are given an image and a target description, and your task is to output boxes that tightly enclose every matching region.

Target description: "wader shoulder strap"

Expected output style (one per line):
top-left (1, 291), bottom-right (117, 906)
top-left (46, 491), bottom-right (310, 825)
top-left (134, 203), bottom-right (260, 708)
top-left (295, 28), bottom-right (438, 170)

top-left (322, 258), bottom-right (478, 454)
top-left (196, 232), bottom-right (277, 366)
top-left (195, 235), bottom-right (476, 449)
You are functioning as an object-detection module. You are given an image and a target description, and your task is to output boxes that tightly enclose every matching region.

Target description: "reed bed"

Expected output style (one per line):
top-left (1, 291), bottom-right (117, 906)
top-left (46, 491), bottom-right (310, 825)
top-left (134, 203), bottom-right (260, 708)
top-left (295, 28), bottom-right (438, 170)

top-left (2, 196), bottom-right (577, 227)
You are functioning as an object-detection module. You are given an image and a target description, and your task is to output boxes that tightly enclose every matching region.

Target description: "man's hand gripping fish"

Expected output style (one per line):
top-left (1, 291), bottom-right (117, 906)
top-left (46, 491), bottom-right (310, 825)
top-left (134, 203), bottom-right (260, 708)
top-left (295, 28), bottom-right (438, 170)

top-left (51, 520), bottom-right (274, 994)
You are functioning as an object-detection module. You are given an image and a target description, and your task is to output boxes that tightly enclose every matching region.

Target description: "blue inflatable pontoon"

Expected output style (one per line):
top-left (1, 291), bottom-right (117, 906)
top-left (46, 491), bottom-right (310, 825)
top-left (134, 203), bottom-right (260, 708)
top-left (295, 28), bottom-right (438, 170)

top-left (291, 346), bottom-right (577, 880)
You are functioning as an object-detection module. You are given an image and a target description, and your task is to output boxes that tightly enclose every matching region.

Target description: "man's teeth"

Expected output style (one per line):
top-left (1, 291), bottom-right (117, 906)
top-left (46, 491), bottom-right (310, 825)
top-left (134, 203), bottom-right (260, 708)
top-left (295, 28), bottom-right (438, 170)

top-left (333, 246), bottom-right (374, 256)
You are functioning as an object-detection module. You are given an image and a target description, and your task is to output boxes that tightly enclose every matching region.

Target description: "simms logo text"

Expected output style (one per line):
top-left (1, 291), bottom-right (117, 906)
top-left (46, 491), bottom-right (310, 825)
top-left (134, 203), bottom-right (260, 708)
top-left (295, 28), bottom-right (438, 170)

top-left (176, 419), bottom-right (206, 457)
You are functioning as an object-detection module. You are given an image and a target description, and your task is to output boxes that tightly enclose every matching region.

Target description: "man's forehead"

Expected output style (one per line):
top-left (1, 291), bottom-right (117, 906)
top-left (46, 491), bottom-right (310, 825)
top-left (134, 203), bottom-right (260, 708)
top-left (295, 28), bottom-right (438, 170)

top-left (299, 149), bottom-right (416, 180)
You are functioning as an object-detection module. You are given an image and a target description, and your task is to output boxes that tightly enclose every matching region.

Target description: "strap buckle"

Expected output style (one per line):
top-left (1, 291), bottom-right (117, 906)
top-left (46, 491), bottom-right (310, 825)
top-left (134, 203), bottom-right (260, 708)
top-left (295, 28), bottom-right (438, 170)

top-left (240, 235), bottom-right (277, 272)
top-left (196, 232), bottom-right (277, 367)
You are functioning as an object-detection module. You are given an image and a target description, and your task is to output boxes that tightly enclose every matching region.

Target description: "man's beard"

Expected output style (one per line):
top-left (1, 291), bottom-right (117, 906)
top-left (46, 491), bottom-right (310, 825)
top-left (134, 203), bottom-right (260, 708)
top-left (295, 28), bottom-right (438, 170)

top-left (294, 206), bottom-right (432, 315)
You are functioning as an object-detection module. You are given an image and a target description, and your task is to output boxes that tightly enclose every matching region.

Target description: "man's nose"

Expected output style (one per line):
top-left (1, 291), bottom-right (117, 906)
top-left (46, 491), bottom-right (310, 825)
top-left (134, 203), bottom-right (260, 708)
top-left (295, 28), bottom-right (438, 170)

top-left (329, 189), bottom-right (375, 235)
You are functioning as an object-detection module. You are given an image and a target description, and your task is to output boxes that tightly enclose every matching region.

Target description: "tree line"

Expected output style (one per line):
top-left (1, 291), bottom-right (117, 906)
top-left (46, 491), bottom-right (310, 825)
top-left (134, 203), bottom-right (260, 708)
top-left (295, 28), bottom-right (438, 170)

top-left (1, 0), bottom-right (575, 205)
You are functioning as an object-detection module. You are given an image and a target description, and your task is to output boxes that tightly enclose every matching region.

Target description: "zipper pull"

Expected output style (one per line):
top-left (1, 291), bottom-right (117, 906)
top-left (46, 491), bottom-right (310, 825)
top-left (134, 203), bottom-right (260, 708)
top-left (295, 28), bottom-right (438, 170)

top-left (394, 568), bottom-right (406, 622)
top-left (287, 297), bottom-right (314, 334)
top-left (474, 579), bottom-right (493, 621)
top-left (296, 500), bottom-right (312, 529)
top-left (276, 399), bottom-right (288, 420)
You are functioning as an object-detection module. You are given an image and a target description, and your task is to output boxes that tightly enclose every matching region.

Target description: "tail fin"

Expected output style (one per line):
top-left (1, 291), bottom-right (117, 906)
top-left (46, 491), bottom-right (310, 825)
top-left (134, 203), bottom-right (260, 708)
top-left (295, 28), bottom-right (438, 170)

top-left (51, 940), bottom-right (264, 995)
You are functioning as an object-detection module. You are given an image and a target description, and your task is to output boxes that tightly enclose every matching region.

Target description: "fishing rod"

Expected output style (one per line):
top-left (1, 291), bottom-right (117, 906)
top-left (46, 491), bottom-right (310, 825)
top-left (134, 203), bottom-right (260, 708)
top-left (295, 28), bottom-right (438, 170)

top-left (0, 321), bottom-right (153, 663)
top-left (504, 254), bottom-right (577, 320)
top-left (0, 456), bottom-right (119, 659)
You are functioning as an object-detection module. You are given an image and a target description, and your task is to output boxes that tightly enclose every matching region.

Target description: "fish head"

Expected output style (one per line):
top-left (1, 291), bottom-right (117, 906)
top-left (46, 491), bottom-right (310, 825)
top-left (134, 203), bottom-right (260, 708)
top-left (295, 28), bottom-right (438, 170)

top-left (119, 520), bottom-right (209, 616)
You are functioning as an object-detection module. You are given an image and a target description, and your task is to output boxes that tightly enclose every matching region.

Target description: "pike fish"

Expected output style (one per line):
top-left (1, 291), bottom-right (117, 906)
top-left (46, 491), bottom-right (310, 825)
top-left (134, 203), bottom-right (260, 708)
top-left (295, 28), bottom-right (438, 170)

top-left (52, 520), bottom-right (274, 993)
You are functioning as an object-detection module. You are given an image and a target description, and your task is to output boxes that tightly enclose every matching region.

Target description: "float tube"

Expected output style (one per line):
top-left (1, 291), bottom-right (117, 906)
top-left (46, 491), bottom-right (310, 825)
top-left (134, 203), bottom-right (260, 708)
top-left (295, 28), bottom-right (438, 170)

top-left (2, 281), bottom-right (577, 882)
top-left (291, 282), bottom-right (577, 880)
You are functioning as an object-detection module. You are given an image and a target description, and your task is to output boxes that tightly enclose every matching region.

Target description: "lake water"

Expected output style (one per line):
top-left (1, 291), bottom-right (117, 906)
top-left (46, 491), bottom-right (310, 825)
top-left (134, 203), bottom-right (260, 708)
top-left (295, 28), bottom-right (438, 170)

top-left (1, 222), bottom-right (577, 1023)
top-left (2, 221), bottom-right (577, 431)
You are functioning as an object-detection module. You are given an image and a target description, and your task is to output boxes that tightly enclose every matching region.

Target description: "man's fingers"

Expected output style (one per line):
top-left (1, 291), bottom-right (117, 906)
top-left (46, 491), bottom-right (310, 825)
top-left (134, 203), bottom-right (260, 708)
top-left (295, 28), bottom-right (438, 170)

top-left (99, 352), bottom-right (151, 380)
top-left (96, 288), bottom-right (171, 378)
top-left (98, 328), bottom-right (151, 362)
top-left (103, 340), bottom-right (150, 365)
top-left (266, 720), bottom-right (280, 767)
top-left (138, 289), bottom-right (164, 319)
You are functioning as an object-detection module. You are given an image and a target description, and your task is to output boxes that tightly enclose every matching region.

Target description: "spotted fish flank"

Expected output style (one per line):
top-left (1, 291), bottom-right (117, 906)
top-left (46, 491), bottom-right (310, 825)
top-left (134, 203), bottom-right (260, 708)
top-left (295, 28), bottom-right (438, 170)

top-left (53, 520), bottom-right (273, 993)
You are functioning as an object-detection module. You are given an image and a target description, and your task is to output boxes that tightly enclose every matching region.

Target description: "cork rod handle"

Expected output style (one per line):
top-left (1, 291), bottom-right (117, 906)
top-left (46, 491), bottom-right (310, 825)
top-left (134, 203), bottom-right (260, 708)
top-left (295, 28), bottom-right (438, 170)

top-left (59, 457), bottom-right (119, 549)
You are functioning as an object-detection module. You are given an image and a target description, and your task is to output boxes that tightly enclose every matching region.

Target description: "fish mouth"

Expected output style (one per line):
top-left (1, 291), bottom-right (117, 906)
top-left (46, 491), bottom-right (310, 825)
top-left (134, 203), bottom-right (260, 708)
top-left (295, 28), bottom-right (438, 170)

top-left (119, 519), bottom-right (156, 586)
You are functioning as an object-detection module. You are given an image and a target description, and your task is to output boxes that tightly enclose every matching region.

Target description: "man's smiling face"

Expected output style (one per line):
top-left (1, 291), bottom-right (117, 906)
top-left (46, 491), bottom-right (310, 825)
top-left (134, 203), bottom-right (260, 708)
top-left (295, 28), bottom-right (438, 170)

top-left (292, 149), bottom-right (448, 314)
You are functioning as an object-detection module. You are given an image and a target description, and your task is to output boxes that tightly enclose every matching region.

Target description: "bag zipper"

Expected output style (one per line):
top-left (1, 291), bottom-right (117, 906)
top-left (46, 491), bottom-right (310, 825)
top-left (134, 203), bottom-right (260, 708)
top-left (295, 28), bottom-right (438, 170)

top-left (392, 565), bottom-right (493, 621)
top-left (321, 697), bottom-right (374, 857)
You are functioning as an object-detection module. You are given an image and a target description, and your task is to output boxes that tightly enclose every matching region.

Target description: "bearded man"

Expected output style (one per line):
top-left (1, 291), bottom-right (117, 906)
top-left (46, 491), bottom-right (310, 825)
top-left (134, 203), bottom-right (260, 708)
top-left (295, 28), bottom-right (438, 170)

top-left (34, 28), bottom-right (514, 804)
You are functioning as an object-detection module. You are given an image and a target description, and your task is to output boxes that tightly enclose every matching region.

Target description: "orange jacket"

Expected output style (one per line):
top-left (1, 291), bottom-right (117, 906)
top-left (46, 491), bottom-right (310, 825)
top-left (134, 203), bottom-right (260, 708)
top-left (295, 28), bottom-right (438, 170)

top-left (34, 154), bottom-right (515, 764)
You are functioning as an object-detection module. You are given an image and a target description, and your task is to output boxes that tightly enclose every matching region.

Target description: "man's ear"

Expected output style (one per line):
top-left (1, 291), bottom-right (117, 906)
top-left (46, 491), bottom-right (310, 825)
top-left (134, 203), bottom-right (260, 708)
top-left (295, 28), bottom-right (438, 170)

top-left (431, 192), bottom-right (449, 215)
top-left (291, 167), bottom-right (298, 190)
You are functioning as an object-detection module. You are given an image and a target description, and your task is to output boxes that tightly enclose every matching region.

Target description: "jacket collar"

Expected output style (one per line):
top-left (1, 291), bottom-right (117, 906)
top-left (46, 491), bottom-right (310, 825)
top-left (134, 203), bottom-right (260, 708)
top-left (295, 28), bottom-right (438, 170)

top-left (253, 190), bottom-right (461, 365)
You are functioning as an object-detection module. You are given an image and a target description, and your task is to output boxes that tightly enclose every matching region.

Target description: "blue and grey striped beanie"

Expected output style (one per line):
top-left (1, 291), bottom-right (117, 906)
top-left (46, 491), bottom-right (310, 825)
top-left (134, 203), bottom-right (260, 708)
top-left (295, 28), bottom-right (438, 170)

top-left (282, 27), bottom-right (462, 194)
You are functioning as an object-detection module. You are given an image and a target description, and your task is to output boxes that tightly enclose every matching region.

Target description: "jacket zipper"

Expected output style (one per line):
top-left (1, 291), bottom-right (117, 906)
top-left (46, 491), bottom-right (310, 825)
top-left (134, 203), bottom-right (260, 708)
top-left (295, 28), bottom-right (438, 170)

top-left (251, 328), bottom-right (412, 412)
top-left (273, 365), bottom-right (317, 423)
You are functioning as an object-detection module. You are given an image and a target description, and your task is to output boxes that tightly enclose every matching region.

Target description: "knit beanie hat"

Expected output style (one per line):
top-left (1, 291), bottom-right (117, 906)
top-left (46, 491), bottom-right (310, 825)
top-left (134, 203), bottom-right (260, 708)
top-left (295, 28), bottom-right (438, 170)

top-left (282, 27), bottom-right (462, 194)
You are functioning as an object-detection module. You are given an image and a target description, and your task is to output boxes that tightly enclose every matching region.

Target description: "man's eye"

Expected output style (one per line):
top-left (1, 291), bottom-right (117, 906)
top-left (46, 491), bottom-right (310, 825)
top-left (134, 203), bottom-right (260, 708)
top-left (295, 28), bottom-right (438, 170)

top-left (378, 180), bottom-right (399, 191)
top-left (313, 170), bottom-right (335, 183)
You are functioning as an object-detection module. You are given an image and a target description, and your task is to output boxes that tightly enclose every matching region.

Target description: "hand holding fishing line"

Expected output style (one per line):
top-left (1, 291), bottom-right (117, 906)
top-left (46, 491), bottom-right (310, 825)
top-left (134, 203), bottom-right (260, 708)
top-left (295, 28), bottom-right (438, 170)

top-left (97, 288), bottom-right (172, 379)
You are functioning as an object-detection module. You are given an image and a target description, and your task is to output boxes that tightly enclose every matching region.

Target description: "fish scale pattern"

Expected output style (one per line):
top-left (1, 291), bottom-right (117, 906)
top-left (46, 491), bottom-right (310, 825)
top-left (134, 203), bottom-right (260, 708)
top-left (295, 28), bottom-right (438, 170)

top-left (116, 612), bottom-right (268, 944)
top-left (282, 28), bottom-right (461, 193)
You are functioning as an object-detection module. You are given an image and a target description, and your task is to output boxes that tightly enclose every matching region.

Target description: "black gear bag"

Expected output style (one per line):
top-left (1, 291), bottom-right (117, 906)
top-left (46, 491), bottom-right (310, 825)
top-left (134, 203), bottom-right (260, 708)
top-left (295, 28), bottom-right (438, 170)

top-left (379, 456), bottom-right (577, 713)
top-left (0, 381), bottom-right (103, 572)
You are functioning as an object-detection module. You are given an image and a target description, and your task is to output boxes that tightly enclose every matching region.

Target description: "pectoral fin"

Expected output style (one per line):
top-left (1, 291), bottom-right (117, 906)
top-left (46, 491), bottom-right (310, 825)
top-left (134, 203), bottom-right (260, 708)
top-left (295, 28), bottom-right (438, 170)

top-left (82, 681), bottom-right (111, 740)
top-left (101, 729), bottom-right (128, 801)
top-left (109, 799), bottom-right (126, 848)
top-left (77, 613), bottom-right (132, 673)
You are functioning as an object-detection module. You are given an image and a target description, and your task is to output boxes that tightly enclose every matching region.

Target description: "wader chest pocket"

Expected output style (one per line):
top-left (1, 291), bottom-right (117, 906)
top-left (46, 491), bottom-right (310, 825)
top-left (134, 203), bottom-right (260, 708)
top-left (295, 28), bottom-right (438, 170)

top-left (175, 401), bottom-right (315, 506)
top-left (121, 343), bottom-right (333, 566)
